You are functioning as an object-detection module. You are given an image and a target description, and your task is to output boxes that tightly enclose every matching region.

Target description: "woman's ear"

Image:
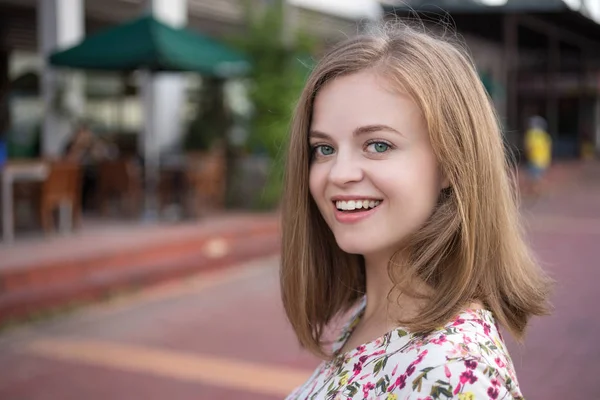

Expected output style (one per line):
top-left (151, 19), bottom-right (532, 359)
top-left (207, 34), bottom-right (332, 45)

top-left (440, 169), bottom-right (451, 190)
top-left (441, 176), bottom-right (450, 190)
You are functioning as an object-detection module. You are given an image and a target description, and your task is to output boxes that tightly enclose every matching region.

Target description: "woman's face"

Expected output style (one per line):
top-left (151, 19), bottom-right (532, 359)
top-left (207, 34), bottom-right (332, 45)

top-left (309, 70), bottom-right (447, 262)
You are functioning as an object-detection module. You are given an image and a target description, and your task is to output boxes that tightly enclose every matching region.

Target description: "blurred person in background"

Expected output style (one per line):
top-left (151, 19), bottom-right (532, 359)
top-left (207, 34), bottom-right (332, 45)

top-left (64, 123), bottom-right (118, 211)
top-left (280, 23), bottom-right (551, 399)
top-left (524, 115), bottom-right (552, 196)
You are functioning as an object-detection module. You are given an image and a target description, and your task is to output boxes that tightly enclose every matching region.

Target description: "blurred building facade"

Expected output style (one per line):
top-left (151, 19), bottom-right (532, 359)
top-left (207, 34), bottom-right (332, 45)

top-left (0, 0), bottom-right (381, 159)
top-left (383, 0), bottom-right (600, 159)
top-left (4, 0), bottom-right (598, 162)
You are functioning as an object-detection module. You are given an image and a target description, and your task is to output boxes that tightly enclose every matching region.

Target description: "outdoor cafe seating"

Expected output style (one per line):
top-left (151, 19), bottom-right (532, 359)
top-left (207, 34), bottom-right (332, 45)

top-left (1, 159), bottom-right (81, 242)
top-left (1, 151), bottom-right (227, 243)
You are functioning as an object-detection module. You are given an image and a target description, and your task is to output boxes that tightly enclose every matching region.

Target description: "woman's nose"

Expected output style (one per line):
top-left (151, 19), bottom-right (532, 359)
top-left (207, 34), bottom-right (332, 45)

top-left (328, 154), bottom-right (363, 186)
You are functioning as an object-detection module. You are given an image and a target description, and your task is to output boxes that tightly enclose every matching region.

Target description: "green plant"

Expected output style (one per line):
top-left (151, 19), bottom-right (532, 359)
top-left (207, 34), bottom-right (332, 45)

top-left (184, 77), bottom-right (229, 151)
top-left (232, 0), bottom-right (316, 208)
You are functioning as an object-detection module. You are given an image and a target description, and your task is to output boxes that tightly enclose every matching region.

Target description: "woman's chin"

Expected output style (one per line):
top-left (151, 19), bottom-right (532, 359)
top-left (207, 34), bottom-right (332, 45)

top-left (335, 238), bottom-right (378, 256)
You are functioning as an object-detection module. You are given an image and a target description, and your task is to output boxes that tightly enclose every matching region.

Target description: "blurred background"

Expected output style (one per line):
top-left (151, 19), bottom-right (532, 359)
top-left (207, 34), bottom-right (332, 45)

top-left (0, 0), bottom-right (598, 399)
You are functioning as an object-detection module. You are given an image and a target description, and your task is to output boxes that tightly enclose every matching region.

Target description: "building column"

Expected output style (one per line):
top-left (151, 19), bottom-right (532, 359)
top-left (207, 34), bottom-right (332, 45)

top-left (140, 0), bottom-right (187, 219)
top-left (38, 0), bottom-right (85, 157)
top-left (141, 0), bottom-right (188, 156)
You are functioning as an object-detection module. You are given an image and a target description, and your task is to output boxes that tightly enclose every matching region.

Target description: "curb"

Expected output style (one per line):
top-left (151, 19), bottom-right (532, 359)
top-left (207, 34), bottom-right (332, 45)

top-left (0, 222), bottom-right (281, 325)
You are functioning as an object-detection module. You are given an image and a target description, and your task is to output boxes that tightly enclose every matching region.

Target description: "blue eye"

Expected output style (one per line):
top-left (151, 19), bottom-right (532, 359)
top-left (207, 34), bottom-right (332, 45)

top-left (367, 142), bottom-right (391, 153)
top-left (314, 145), bottom-right (335, 156)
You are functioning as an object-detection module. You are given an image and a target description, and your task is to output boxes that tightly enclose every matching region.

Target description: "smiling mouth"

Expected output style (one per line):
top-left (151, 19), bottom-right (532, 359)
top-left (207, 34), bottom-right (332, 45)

top-left (334, 199), bottom-right (383, 212)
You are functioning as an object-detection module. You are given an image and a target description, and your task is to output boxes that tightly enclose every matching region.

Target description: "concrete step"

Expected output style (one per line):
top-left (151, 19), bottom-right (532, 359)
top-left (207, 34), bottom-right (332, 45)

top-left (0, 219), bottom-right (280, 325)
top-left (0, 221), bottom-right (278, 293)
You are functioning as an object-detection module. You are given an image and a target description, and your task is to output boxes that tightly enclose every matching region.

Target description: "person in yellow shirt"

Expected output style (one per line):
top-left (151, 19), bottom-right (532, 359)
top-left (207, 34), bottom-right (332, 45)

top-left (524, 116), bottom-right (552, 195)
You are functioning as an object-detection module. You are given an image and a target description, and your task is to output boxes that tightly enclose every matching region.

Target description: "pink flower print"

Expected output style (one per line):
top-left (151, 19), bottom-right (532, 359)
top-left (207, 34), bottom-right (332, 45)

top-left (406, 364), bottom-right (416, 376)
top-left (352, 362), bottom-right (362, 378)
top-left (453, 383), bottom-right (462, 396)
top-left (359, 355), bottom-right (369, 364)
top-left (453, 318), bottom-right (466, 326)
top-left (392, 364), bottom-right (398, 376)
top-left (464, 360), bottom-right (478, 370)
top-left (356, 345), bottom-right (367, 354)
top-left (444, 364), bottom-right (452, 378)
top-left (491, 378), bottom-right (501, 387)
top-left (483, 323), bottom-right (491, 336)
top-left (431, 334), bottom-right (447, 345)
top-left (447, 346), bottom-right (461, 358)
top-left (397, 374), bottom-right (407, 389)
top-left (388, 374), bottom-right (407, 391)
top-left (487, 386), bottom-right (499, 399)
top-left (495, 357), bottom-right (506, 368)
top-left (460, 370), bottom-right (478, 385)
top-left (362, 382), bottom-right (376, 398)
top-left (414, 349), bottom-right (428, 365)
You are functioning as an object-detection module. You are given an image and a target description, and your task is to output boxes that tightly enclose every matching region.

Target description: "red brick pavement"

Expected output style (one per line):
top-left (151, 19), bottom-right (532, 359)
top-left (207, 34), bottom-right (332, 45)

top-left (506, 160), bottom-right (600, 398)
top-left (0, 258), bottom-right (318, 399)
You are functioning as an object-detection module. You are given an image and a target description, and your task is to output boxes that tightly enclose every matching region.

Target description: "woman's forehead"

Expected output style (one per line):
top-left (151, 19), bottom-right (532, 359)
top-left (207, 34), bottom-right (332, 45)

top-left (311, 72), bottom-right (423, 137)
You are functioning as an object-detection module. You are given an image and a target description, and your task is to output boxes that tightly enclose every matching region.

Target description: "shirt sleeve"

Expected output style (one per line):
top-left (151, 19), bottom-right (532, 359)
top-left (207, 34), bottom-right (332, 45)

top-left (402, 358), bottom-right (519, 400)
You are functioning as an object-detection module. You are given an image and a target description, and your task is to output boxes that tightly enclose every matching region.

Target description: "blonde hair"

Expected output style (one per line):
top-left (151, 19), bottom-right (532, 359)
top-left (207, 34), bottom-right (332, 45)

top-left (280, 23), bottom-right (552, 358)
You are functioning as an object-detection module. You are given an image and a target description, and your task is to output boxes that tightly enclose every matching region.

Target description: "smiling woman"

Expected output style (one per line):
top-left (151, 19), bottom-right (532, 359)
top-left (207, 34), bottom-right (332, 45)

top-left (308, 71), bottom-right (445, 257)
top-left (280, 21), bottom-right (552, 400)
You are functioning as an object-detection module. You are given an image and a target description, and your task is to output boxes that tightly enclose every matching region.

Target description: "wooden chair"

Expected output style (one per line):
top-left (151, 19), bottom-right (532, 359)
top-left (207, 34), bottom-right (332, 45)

top-left (39, 161), bottom-right (82, 233)
top-left (97, 159), bottom-right (142, 217)
top-left (158, 169), bottom-right (184, 212)
top-left (184, 152), bottom-right (226, 218)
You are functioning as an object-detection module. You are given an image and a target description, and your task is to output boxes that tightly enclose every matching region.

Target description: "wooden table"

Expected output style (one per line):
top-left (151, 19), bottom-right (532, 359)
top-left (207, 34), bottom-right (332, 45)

top-left (1, 161), bottom-right (49, 243)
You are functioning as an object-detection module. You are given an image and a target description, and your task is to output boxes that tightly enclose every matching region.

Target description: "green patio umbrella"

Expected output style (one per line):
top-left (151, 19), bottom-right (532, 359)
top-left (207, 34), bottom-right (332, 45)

top-left (48, 14), bottom-right (250, 220)
top-left (49, 14), bottom-right (250, 76)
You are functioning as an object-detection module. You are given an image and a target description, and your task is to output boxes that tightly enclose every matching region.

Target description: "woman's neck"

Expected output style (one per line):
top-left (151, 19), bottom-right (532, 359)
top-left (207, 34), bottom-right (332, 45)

top-left (362, 252), bottom-right (398, 321)
top-left (362, 251), bottom-right (427, 324)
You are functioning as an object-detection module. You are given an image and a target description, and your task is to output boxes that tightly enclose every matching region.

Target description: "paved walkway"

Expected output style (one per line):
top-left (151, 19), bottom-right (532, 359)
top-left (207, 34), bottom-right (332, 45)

top-left (0, 257), bottom-right (316, 399)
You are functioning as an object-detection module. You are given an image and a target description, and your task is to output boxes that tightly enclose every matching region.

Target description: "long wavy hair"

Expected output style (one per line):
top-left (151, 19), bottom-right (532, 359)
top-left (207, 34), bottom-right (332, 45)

top-left (280, 23), bottom-right (552, 359)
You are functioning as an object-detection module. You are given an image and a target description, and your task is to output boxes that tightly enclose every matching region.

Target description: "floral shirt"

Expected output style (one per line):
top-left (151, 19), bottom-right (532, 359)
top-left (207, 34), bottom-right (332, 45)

top-left (287, 298), bottom-right (523, 400)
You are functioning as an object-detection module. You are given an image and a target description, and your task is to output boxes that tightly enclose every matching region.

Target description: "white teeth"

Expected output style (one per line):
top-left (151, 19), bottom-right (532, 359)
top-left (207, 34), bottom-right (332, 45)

top-left (335, 199), bottom-right (381, 211)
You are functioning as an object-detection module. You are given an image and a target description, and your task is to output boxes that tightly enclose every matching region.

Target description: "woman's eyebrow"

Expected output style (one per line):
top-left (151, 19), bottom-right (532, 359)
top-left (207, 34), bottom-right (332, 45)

top-left (309, 125), bottom-right (403, 140)
top-left (353, 124), bottom-right (403, 137)
top-left (308, 130), bottom-right (331, 140)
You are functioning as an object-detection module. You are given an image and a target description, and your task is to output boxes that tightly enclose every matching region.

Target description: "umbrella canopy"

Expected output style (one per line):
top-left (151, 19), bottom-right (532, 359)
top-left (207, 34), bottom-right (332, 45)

top-left (49, 15), bottom-right (250, 77)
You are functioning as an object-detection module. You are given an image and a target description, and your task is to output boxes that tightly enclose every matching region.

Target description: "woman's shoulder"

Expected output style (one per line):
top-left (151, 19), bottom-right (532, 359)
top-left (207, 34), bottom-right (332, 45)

top-left (312, 309), bottom-right (523, 399)
top-left (379, 309), bottom-right (523, 399)
top-left (409, 308), bottom-right (509, 362)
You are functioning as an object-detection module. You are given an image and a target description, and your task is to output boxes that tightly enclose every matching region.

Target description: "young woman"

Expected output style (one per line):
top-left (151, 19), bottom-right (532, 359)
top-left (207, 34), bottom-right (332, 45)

top-left (280, 24), bottom-right (552, 400)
